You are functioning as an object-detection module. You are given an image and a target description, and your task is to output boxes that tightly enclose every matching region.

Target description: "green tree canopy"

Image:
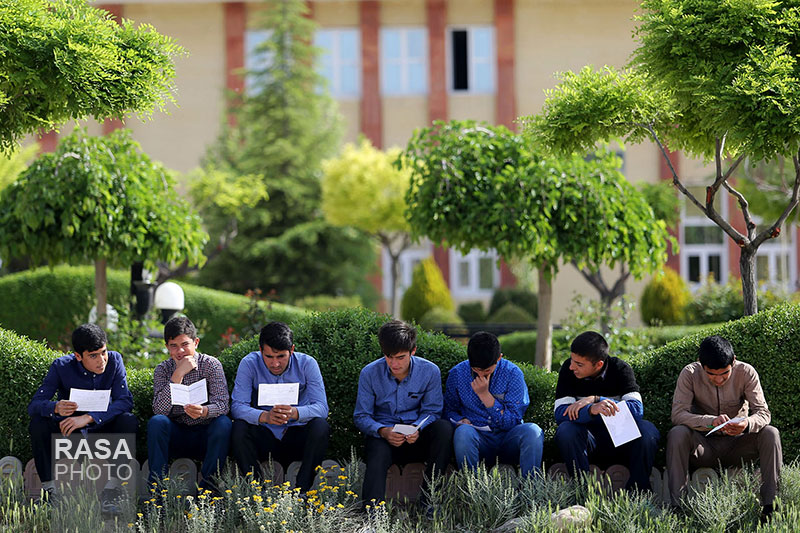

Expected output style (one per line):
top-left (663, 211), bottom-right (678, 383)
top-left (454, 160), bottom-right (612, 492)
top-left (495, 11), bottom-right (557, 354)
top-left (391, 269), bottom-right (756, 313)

top-left (0, 128), bottom-right (207, 325)
top-left (322, 139), bottom-right (412, 315)
top-left (524, 0), bottom-right (800, 315)
top-left (0, 0), bottom-right (183, 151)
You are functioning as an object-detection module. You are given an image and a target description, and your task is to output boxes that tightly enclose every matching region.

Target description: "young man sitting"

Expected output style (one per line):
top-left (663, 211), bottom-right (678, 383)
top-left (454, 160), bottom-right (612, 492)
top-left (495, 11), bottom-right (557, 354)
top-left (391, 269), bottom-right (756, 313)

top-left (148, 316), bottom-right (231, 493)
top-left (230, 322), bottom-right (330, 493)
top-left (553, 331), bottom-right (660, 491)
top-left (445, 331), bottom-right (543, 477)
top-left (28, 323), bottom-right (137, 509)
top-left (353, 319), bottom-right (453, 510)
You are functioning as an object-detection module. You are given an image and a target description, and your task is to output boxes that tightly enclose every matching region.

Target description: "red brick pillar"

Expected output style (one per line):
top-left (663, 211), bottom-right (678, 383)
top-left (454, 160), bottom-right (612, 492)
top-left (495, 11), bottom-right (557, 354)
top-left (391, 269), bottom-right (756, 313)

top-left (225, 2), bottom-right (246, 125)
top-left (360, 1), bottom-right (382, 148)
top-left (426, 0), bottom-right (447, 124)
top-left (494, 0), bottom-right (515, 129)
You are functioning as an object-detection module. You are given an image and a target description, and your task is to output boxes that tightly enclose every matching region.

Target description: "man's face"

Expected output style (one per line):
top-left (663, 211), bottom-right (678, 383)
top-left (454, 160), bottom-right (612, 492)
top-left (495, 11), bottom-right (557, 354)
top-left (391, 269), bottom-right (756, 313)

top-left (703, 364), bottom-right (733, 387)
top-left (76, 344), bottom-right (109, 375)
top-left (385, 347), bottom-right (416, 380)
top-left (471, 356), bottom-right (501, 380)
top-left (262, 344), bottom-right (294, 375)
top-left (569, 353), bottom-right (604, 380)
top-left (166, 334), bottom-right (199, 363)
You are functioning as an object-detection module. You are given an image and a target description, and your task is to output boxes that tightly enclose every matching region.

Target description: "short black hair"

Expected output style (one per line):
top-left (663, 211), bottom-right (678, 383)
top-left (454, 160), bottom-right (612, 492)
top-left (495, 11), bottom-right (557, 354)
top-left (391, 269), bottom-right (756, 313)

top-left (698, 335), bottom-right (735, 369)
top-left (259, 322), bottom-right (294, 352)
top-left (164, 316), bottom-right (197, 343)
top-left (570, 331), bottom-right (609, 364)
top-left (378, 319), bottom-right (416, 356)
top-left (72, 323), bottom-right (107, 354)
top-left (467, 331), bottom-right (501, 369)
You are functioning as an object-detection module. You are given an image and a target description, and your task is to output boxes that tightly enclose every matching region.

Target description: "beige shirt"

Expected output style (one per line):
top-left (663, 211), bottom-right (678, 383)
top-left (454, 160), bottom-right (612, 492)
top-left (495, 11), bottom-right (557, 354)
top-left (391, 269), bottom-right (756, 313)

top-left (671, 360), bottom-right (770, 433)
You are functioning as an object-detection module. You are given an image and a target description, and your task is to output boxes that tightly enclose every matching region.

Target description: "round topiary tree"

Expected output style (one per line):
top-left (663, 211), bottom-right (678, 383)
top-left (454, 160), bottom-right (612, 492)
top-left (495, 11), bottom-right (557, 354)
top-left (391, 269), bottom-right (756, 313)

top-left (487, 302), bottom-right (536, 325)
top-left (400, 258), bottom-right (454, 323)
top-left (419, 306), bottom-right (465, 334)
top-left (640, 267), bottom-right (690, 326)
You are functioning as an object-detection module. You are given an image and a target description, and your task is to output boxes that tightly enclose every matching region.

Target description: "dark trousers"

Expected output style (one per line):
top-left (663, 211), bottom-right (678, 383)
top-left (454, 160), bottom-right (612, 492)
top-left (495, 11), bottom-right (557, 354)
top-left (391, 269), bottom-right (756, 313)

top-left (361, 418), bottom-right (453, 507)
top-left (230, 417), bottom-right (330, 493)
top-left (146, 414), bottom-right (233, 485)
top-left (555, 417), bottom-right (660, 491)
top-left (29, 412), bottom-right (139, 483)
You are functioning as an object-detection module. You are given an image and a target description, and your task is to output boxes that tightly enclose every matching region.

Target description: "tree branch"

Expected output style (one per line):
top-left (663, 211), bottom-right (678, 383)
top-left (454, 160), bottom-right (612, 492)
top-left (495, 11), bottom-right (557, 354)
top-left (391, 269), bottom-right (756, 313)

top-left (751, 152), bottom-right (800, 249)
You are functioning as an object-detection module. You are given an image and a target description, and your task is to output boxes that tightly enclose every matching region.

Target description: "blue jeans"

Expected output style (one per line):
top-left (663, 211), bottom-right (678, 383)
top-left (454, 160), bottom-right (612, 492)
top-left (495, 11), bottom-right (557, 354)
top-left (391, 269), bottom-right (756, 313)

top-left (453, 422), bottom-right (544, 477)
top-left (554, 417), bottom-right (659, 491)
top-left (147, 415), bottom-right (232, 484)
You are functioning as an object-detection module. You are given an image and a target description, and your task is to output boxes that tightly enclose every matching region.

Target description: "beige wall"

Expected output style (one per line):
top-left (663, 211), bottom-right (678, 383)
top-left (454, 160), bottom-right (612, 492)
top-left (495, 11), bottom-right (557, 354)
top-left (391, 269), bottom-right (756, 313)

top-left (382, 97), bottom-right (427, 149)
top-left (313, 1), bottom-right (358, 26)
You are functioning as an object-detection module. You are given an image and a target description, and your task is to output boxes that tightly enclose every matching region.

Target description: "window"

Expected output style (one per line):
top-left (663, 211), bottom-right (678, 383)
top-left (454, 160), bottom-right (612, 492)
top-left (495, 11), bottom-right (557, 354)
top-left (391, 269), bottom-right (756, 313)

top-left (244, 29), bottom-right (274, 91)
top-left (680, 186), bottom-right (728, 287)
top-left (448, 26), bottom-right (495, 93)
top-left (314, 29), bottom-right (360, 98)
top-left (380, 27), bottom-right (428, 96)
top-left (755, 225), bottom-right (796, 290)
top-left (450, 249), bottom-right (500, 296)
top-left (381, 246), bottom-right (431, 302)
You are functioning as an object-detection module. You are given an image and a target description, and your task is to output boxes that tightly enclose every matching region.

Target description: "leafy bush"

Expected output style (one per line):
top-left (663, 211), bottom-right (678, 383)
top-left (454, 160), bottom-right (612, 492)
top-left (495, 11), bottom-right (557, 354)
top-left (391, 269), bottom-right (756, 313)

top-left (685, 279), bottom-right (788, 324)
top-left (218, 307), bottom-right (466, 460)
top-left (457, 301), bottom-right (487, 323)
top-left (0, 265), bottom-right (305, 349)
top-left (640, 267), bottom-right (690, 325)
top-left (489, 287), bottom-right (538, 320)
top-left (499, 329), bottom-right (573, 369)
top-left (400, 258), bottom-right (454, 323)
top-left (630, 303), bottom-right (800, 462)
top-left (418, 307), bottom-right (465, 333)
top-left (293, 294), bottom-right (363, 312)
top-left (487, 303), bottom-right (535, 324)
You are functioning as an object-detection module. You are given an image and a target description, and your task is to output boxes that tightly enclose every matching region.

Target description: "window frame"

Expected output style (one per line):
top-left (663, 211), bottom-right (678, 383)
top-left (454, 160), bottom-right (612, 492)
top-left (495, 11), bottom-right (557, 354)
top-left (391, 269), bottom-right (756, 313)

top-left (380, 26), bottom-right (428, 96)
top-left (449, 248), bottom-right (500, 298)
top-left (314, 27), bottom-right (361, 99)
top-left (446, 25), bottom-right (496, 94)
top-left (680, 186), bottom-right (730, 288)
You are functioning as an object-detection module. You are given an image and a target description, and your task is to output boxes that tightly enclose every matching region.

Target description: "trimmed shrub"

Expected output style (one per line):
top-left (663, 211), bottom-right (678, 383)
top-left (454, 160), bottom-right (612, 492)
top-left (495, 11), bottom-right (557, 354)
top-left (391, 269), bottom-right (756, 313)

top-left (499, 329), bottom-right (573, 369)
top-left (487, 302), bottom-right (535, 324)
top-left (640, 267), bottom-right (690, 325)
top-left (457, 301), bottom-right (487, 323)
top-left (630, 303), bottom-right (800, 462)
top-left (218, 307), bottom-right (466, 460)
top-left (0, 265), bottom-right (305, 348)
top-left (517, 361), bottom-right (559, 462)
top-left (489, 287), bottom-right (538, 319)
top-left (293, 294), bottom-right (363, 312)
top-left (419, 306), bottom-right (466, 334)
top-left (400, 258), bottom-right (454, 323)
top-left (685, 279), bottom-right (789, 324)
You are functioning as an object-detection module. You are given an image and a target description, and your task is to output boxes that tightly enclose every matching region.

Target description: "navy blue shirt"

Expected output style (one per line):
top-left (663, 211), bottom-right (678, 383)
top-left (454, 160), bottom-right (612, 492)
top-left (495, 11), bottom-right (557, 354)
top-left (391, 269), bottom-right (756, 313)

top-left (27, 351), bottom-right (134, 428)
top-left (353, 356), bottom-right (442, 438)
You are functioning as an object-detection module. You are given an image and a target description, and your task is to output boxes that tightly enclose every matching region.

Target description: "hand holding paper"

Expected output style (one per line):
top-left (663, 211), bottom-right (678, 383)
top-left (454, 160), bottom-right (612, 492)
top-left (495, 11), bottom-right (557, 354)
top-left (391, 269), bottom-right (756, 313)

top-left (170, 379), bottom-right (208, 406)
top-left (393, 415), bottom-right (430, 436)
top-left (600, 400), bottom-right (641, 447)
top-left (258, 383), bottom-right (300, 406)
top-left (706, 417), bottom-right (746, 436)
top-left (68, 388), bottom-right (111, 412)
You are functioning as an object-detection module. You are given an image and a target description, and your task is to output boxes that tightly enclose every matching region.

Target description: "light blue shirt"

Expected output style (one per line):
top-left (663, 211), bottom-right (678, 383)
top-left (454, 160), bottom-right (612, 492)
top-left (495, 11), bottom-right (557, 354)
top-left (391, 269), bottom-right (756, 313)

top-left (231, 351), bottom-right (328, 439)
top-left (353, 356), bottom-right (443, 438)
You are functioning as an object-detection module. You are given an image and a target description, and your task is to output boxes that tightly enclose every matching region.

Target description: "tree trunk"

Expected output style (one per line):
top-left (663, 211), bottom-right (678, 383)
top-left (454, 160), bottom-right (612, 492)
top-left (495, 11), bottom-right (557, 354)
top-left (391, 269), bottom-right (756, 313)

top-left (740, 247), bottom-right (758, 316)
top-left (535, 267), bottom-right (553, 371)
top-left (600, 295), bottom-right (613, 336)
top-left (95, 258), bottom-right (108, 329)
top-left (389, 252), bottom-right (400, 317)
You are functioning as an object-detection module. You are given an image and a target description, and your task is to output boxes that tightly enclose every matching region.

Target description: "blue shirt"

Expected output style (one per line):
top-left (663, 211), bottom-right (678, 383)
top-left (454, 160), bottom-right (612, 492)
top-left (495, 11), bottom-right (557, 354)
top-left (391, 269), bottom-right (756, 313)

top-left (27, 351), bottom-right (134, 428)
top-left (231, 351), bottom-right (328, 439)
top-left (353, 356), bottom-right (443, 438)
top-left (444, 358), bottom-right (529, 432)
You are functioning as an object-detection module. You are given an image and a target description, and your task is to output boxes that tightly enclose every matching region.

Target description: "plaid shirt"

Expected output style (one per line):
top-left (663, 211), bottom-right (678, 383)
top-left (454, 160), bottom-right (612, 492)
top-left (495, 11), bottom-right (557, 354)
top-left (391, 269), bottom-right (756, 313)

top-left (152, 353), bottom-right (230, 426)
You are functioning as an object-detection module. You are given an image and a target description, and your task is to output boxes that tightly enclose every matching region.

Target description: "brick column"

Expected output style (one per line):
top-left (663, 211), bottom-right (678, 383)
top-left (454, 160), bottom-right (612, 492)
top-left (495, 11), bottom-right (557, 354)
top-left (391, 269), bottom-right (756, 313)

top-left (494, 0), bottom-right (515, 129)
top-left (360, 1), bottom-right (382, 148)
top-left (660, 149), bottom-right (681, 272)
top-left (426, 0), bottom-right (447, 123)
top-left (225, 2), bottom-right (246, 125)
top-left (727, 186), bottom-right (747, 281)
top-left (101, 4), bottom-right (125, 133)
top-left (37, 129), bottom-right (58, 153)
top-left (433, 245), bottom-right (450, 287)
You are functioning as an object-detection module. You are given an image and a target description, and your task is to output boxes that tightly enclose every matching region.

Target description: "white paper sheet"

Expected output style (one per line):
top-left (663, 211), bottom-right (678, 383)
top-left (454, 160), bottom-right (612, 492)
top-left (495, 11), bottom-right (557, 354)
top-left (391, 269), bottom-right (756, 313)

top-left (169, 379), bottom-right (208, 406)
top-left (449, 417), bottom-right (491, 432)
top-left (393, 415), bottom-right (430, 435)
top-left (68, 388), bottom-right (111, 412)
top-left (600, 400), bottom-right (641, 447)
top-left (258, 383), bottom-right (300, 406)
top-left (705, 417), bottom-right (746, 436)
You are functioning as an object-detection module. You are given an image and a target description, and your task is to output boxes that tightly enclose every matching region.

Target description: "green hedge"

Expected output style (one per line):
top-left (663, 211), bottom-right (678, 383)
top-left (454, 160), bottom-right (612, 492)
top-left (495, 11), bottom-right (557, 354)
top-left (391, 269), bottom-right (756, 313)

top-left (0, 265), bottom-right (305, 348)
top-left (499, 329), bottom-right (573, 370)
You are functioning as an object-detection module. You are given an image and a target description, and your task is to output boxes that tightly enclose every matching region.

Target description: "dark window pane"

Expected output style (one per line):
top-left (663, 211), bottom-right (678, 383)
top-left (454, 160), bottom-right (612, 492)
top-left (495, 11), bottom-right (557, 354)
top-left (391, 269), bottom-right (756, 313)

top-left (478, 257), bottom-right (494, 290)
top-left (684, 225), bottom-right (724, 245)
top-left (459, 261), bottom-right (470, 287)
top-left (756, 255), bottom-right (770, 282)
top-left (709, 255), bottom-right (721, 283)
top-left (452, 30), bottom-right (468, 90)
top-left (689, 256), bottom-right (701, 283)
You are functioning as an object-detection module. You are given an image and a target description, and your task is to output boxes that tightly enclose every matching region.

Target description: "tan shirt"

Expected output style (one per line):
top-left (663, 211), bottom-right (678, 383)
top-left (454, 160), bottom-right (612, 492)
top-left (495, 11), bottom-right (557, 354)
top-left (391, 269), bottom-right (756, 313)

top-left (671, 360), bottom-right (770, 433)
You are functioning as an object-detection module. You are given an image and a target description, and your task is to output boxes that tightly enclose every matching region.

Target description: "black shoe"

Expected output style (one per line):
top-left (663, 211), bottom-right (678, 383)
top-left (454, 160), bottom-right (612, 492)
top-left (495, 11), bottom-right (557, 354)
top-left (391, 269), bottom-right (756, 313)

top-left (101, 487), bottom-right (124, 517)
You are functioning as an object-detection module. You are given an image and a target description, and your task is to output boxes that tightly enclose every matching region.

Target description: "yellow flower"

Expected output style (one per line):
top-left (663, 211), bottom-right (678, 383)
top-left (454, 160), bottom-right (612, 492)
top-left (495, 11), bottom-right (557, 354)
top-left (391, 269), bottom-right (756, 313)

top-left (306, 490), bottom-right (318, 496)
top-left (122, 481), bottom-right (129, 486)
top-left (176, 495), bottom-right (182, 499)
top-left (198, 494), bottom-right (207, 500)
top-left (225, 489), bottom-right (232, 494)
top-left (163, 477), bottom-right (170, 481)
top-left (137, 513), bottom-right (143, 518)
top-left (337, 504), bottom-right (344, 508)
top-left (338, 475), bottom-right (347, 480)
top-left (187, 513), bottom-right (193, 519)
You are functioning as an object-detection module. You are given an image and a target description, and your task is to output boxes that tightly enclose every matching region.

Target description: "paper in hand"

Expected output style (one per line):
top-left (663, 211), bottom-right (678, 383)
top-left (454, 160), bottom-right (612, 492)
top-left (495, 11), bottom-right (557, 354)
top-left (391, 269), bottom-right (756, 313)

top-left (705, 417), bottom-right (746, 436)
top-left (393, 415), bottom-right (430, 435)
top-left (258, 383), bottom-right (300, 406)
top-left (169, 379), bottom-right (208, 406)
top-left (449, 417), bottom-right (491, 432)
top-left (600, 400), bottom-right (641, 447)
top-left (68, 388), bottom-right (111, 412)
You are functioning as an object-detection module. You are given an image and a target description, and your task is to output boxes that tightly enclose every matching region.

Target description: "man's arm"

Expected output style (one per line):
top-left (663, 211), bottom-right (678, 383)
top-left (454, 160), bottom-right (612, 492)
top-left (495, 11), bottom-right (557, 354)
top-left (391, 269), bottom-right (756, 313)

top-left (353, 368), bottom-right (384, 437)
top-left (28, 362), bottom-right (61, 418)
top-left (484, 366), bottom-right (529, 431)
top-left (742, 365), bottom-right (771, 433)
top-left (88, 354), bottom-right (134, 427)
top-left (553, 362), bottom-right (593, 424)
top-left (295, 357), bottom-right (328, 422)
top-left (671, 367), bottom-right (715, 430)
top-left (443, 368), bottom-right (464, 423)
top-left (414, 365), bottom-right (443, 430)
top-left (152, 363), bottom-right (180, 417)
top-left (230, 357), bottom-right (264, 425)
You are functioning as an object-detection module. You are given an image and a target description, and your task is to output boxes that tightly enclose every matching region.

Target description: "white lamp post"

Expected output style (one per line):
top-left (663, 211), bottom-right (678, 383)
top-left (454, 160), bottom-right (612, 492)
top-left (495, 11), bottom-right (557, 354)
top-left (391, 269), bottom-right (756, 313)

top-left (154, 281), bottom-right (185, 324)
